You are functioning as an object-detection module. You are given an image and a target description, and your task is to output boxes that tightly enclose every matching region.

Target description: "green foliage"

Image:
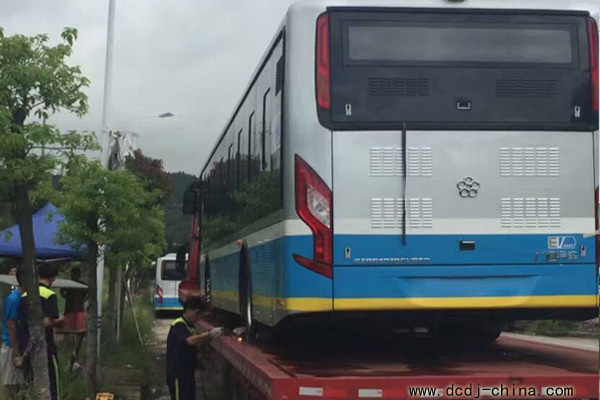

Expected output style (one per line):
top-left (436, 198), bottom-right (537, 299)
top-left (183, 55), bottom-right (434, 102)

top-left (0, 27), bottom-right (97, 199)
top-left (530, 320), bottom-right (579, 337)
top-left (54, 160), bottom-right (166, 268)
top-left (0, 27), bottom-right (89, 122)
top-left (125, 149), bottom-right (174, 206)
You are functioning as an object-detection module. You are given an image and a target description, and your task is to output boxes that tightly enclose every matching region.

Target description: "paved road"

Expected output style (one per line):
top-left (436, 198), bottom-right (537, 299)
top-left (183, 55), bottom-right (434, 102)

top-left (501, 332), bottom-right (599, 352)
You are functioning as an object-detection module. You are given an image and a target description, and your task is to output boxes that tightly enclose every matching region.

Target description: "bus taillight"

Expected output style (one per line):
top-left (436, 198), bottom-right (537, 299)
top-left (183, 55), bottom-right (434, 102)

top-left (294, 155), bottom-right (333, 278)
top-left (595, 187), bottom-right (599, 270)
top-left (316, 12), bottom-right (330, 110)
top-left (157, 285), bottom-right (163, 303)
top-left (588, 17), bottom-right (599, 111)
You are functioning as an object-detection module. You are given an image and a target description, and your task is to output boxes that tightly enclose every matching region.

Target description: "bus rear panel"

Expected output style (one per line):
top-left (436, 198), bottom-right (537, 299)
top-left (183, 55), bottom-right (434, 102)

top-left (304, 7), bottom-right (599, 321)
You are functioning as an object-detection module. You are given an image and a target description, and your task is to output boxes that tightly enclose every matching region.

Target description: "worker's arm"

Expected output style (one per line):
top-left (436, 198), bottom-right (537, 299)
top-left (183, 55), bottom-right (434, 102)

top-left (43, 316), bottom-right (65, 329)
top-left (43, 294), bottom-right (64, 329)
top-left (185, 327), bottom-right (224, 346)
top-left (185, 332), bottom-right (212, 346)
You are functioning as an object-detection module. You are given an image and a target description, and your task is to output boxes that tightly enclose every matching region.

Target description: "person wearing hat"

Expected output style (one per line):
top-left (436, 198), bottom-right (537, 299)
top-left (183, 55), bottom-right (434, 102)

top-left (166, 297), bottom-right (224, 400)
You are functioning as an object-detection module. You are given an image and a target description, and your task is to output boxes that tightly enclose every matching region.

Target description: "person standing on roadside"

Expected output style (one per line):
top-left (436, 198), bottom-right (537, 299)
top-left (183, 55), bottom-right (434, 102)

top-left (166, 297), bottom-right (224, 400)
top-left (17, 263), bottom-right (64, 400)
top-left (60, 267), bottom-right (87, 332)
top-left (0, 270), bottom-right (24, 397)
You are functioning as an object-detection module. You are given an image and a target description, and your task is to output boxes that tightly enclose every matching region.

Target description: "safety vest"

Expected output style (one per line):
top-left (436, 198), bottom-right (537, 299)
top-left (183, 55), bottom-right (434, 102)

top-left (171, 317), bottom-right (197, 335)
top-left (22, 285), bottom-right (56, 299)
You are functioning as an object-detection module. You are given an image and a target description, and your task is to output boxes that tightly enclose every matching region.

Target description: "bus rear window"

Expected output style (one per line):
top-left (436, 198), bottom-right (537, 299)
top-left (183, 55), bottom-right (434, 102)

top-left (348, 24), bottom-right (574, 65)
top-left (162, 261), bottom-right (185, 281)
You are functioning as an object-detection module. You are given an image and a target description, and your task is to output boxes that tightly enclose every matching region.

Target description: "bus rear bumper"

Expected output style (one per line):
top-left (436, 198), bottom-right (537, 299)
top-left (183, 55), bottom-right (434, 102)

top-left (331, 264), bottom-right (598, 311)
top-left (154, 296), bottom-right (183, 310)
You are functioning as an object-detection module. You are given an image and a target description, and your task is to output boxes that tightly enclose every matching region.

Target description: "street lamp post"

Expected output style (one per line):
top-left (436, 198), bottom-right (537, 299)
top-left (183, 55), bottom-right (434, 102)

top-left (98, 0), bottom-right (116, 361)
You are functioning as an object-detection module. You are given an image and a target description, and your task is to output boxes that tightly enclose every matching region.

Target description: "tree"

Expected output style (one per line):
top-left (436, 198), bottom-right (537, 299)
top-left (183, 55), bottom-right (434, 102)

top-left (0, 27), bottom-right (95, 399)
top-left (54, 160), bottom-right (165, 388)
top-left (103, 149), bottom-right (173, 343)
top-left (125, 149), bottom-right (174, 206)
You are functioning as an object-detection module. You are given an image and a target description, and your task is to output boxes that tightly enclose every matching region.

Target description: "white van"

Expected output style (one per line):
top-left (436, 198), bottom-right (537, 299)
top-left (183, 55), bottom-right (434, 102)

top-left (154, 253), bottom-right (186, 312)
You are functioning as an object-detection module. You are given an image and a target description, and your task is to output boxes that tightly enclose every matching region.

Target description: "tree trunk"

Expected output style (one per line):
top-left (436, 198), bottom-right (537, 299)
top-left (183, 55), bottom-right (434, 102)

top-left (15, 185), bottom-right (51, 400)
top-left (105, 263), bottom-right (117, 347)
top-left (85, 242), bottom-right (99, 392)
top-left (118, 275), bottom-right (126, 342)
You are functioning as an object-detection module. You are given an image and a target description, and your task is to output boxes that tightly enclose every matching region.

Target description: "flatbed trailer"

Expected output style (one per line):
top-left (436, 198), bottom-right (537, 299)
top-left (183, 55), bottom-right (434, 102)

top-left (197, 318), bottom-right (599, 400)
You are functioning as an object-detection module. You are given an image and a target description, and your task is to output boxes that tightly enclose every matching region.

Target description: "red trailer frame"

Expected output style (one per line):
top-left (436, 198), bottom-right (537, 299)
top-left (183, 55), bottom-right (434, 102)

top-left (198, 319), bottom-right (599, 400)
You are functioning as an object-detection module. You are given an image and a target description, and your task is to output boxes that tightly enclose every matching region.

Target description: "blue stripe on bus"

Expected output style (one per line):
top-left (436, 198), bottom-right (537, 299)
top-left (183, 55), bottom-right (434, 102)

top-left (332, 264), bottom-right (598, 299)
top-left (208, 233), bottom-right (597, 303)
top-left (334, 234), bottom-right (596, 265)
top-left (154, 297), bottom-right (182, 309)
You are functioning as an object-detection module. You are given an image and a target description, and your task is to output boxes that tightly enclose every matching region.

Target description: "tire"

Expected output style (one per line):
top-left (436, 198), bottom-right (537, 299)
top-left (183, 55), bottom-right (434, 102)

top-left (436, 320), bottom-right (503, 344)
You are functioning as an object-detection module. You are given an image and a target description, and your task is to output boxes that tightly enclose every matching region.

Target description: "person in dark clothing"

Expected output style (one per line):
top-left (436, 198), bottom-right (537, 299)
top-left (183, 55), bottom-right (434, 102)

top-left (60, 267), bottom-right (87, 332)
top-left (166, 298), bottom-right (224, 400)
top-left (17, 263), bottom-right (64, 400)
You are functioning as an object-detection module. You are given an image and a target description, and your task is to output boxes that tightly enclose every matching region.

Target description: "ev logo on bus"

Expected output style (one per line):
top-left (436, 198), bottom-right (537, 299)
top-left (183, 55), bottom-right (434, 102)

top-left (457, 176), bottom-right (480, 198)
top-left (548, 236), bottom-right (577, 250)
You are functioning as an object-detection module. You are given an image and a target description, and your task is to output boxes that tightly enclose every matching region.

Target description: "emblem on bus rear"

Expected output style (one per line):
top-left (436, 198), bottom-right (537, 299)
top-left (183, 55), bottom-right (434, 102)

top-left (548, 236), bottom-right (576, 250)
top-left (457, 176), bottom-right (480, 198)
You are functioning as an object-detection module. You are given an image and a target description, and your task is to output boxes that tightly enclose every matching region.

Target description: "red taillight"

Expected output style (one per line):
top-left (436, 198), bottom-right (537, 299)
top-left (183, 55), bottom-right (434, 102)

top-left (294, 155), bottom-right (333, 278)
top-left (316, 13), bottom-right (330, 110)
top-left (588, 17), bottom-right (599, 111)
top-left (156, 285), bottom-right (163, 303)
top-left (595, 187), bottom-right (599, 269)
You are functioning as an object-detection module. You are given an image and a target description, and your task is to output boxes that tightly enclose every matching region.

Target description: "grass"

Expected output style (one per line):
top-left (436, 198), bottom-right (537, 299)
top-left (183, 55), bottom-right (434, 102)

top-left (98, 286), bottom-right (156, 393)
top-left (515, 320), bottom-right (580, 337)
top-left (54, 285), bottom-right (156, 399)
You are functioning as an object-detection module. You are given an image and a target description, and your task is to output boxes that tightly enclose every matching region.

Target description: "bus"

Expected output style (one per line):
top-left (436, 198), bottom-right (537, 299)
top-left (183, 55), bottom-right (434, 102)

top-left (154, 253), bottom-right (185, 313)
top-left (181, 0), bottom-right (599, 340)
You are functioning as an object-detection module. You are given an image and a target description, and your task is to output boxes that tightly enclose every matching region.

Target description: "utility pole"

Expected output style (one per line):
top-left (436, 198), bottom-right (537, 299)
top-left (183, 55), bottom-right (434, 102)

top-left (99, 0), bottom-right (117, 357)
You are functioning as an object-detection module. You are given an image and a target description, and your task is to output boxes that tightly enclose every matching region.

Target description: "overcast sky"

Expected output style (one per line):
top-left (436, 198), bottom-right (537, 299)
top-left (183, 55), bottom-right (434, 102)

top-left (1, 0), bottom-right (296, 173)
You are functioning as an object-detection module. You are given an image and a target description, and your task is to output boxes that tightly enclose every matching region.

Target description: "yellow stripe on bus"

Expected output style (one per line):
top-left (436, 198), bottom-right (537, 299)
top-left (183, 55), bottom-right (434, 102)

top-left (211, 291), bottom-right (597, 312)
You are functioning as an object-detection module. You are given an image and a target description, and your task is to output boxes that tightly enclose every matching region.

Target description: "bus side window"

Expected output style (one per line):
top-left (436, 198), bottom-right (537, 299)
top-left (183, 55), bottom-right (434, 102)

top-left (237, 128), bottom-right (244, 188)
top-left (218, 157), bottom-right (224, 205)
top-left (261, 88), bottom-right (271, 172)
top-left (227, 143), bottom-right (234, 194)
top-left (248, 112), bottom-right (256, 180)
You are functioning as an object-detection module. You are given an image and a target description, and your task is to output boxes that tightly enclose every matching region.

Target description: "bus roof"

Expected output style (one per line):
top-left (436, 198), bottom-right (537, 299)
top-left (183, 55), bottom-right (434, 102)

top-left (289, 0), bottom-right (598, 15)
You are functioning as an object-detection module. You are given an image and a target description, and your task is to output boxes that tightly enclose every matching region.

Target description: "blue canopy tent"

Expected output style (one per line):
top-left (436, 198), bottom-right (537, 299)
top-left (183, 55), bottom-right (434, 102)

top-left (0, 203), bottom-right (80, 260)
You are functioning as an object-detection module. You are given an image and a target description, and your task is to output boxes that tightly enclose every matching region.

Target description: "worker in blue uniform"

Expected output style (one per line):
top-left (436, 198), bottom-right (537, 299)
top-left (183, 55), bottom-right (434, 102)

top-left (166, 297), bottom-right (224, 400)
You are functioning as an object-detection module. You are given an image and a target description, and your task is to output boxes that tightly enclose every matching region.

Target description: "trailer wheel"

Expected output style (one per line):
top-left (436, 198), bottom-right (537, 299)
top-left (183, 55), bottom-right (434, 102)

top-left (239, 246), bottom-right (256, 342)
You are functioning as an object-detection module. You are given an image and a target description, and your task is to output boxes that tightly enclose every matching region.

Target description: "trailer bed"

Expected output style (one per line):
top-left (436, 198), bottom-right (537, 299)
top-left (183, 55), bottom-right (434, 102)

top-left (199, 318), bottom-right (599, 399)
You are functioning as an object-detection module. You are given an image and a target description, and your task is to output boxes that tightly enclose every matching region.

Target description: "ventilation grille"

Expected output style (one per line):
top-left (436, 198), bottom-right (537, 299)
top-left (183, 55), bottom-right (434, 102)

top-left (499, 147), bottom-right (560, 177)
top-left (496, 79), bottom-right (558, 98)
top-left (368, 78), bottom-right (429, 97)
top-left (500, 198), bottom-right (561, 228)
top-left (275, 56), bottom-right (284, 95)
top-left (370, 198), bottom-right (433, 229)
top-left (370, 147), bottom-right (432, 177)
